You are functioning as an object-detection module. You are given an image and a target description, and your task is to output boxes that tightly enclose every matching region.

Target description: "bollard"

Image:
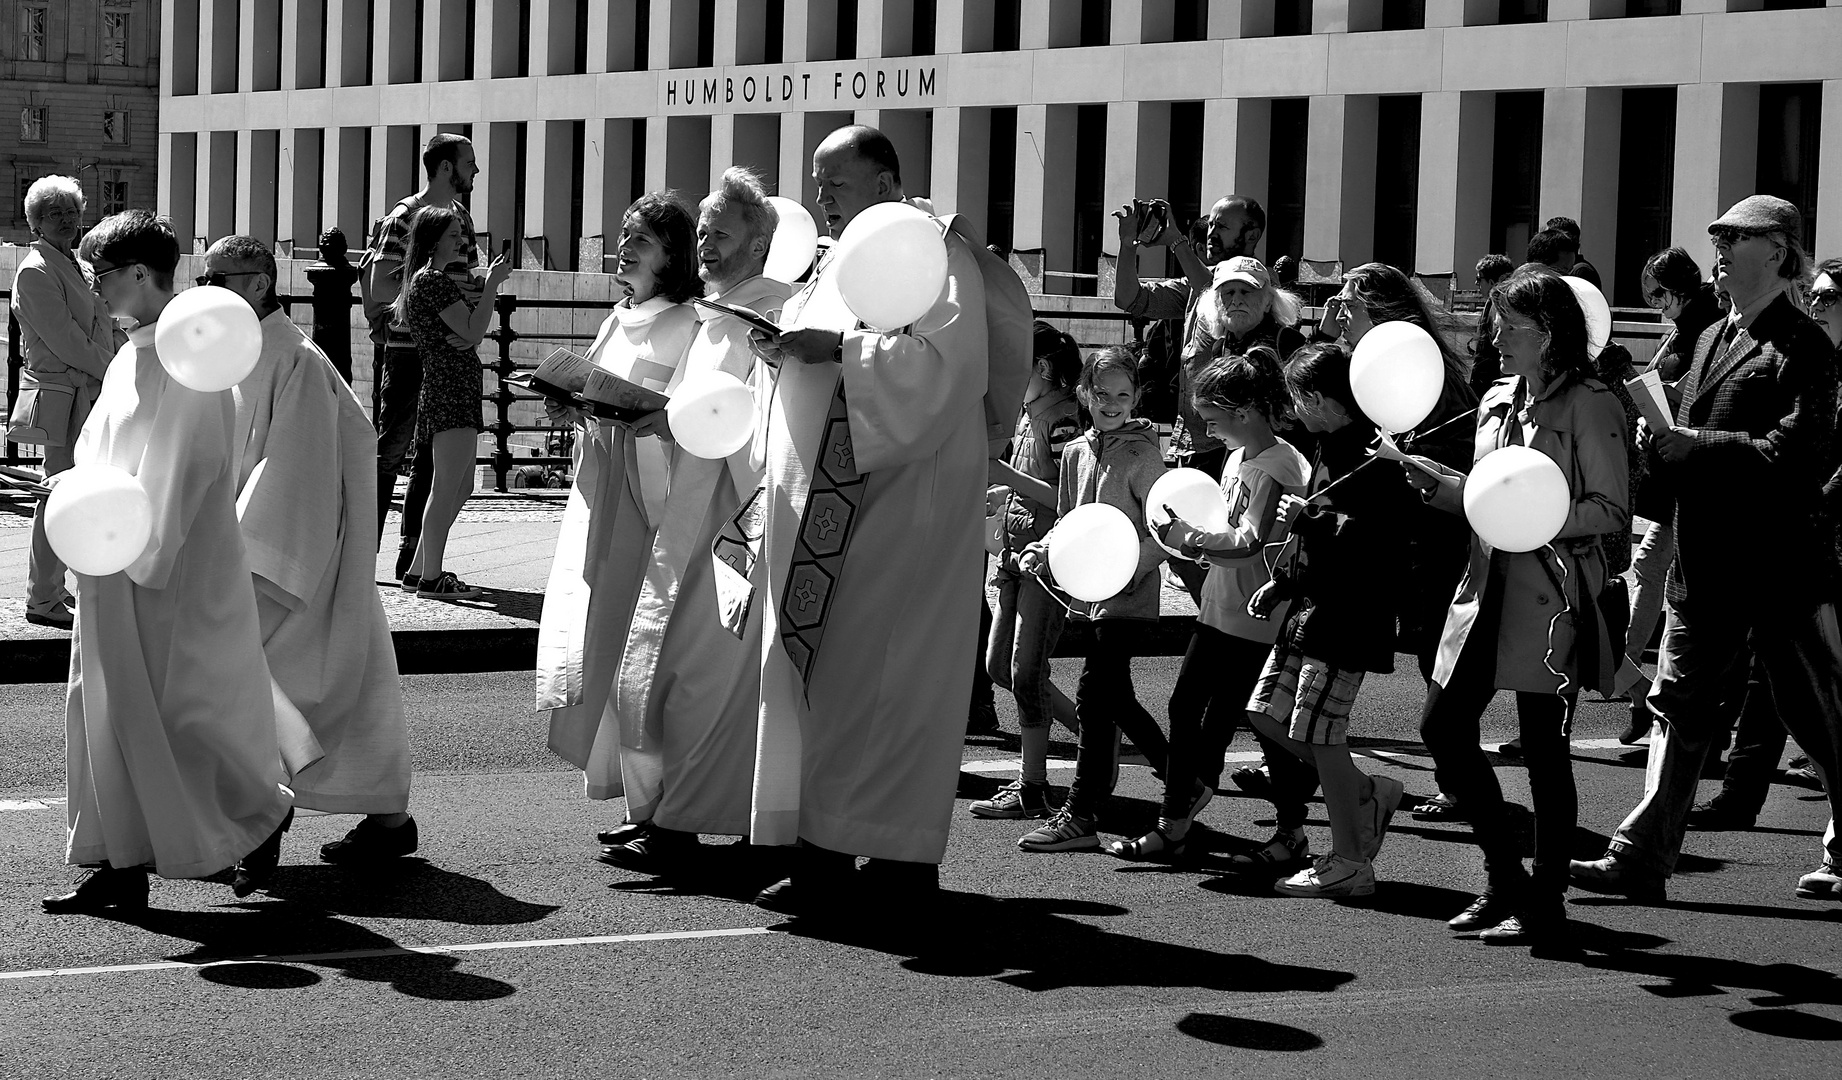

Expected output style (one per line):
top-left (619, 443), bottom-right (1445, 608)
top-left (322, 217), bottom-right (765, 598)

top-left (490, 293), bottom-right (519, 493)
top-left (304, 227), bottom-right (360, 385)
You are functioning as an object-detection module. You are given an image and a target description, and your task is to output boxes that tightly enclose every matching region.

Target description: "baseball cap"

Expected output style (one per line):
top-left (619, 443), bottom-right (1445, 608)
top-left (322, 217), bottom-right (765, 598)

top-left (1211, 256), bottom-right (1270, 290)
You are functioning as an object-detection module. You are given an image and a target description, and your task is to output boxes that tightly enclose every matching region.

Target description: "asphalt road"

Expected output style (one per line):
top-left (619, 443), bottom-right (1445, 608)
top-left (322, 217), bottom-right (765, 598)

top-left (2, 661), bottom-right (1838, 1079)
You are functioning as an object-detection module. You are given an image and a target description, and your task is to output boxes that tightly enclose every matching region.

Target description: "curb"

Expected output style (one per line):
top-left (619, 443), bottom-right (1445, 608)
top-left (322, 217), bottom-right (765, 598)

top-left (0, 614), bottom-right (1202, 685)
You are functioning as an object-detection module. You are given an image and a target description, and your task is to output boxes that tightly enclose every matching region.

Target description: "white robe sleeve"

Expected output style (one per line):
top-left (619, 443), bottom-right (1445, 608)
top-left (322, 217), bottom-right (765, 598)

top-left (237, 345), bottom-right (346, 612)
top-left (838, 236), bottom-right (989, 474)
top-left (125, 382), bottom-right (237, 592)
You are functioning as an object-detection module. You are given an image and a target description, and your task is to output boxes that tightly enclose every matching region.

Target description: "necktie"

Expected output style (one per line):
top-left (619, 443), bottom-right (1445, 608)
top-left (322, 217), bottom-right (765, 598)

top-left (776, 373), bottom-right (865, 688)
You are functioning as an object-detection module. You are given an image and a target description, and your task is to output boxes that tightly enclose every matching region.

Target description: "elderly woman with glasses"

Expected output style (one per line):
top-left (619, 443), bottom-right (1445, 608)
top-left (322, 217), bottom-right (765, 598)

top-left (8, 175), bottom-right (122, 629)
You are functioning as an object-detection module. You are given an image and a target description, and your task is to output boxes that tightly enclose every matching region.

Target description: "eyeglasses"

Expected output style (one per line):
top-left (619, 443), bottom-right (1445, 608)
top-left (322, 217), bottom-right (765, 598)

top-left (88, 263), bottom-right (134, 283)
top-left (1643, 287), bottom-right (1670, 309)
top-left (1709, 225), bottom-right (1781, 248)
top-left (196, 271), bottom-right (262, 288)
top-left (1812, 290), bottom-right (1841, 314)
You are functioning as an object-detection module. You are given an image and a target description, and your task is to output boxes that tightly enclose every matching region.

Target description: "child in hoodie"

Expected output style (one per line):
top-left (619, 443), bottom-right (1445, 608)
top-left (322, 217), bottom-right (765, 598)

top-left (1243, 342), bottom-right (1412, 898)
top-left (1016, 346), bottom-right (1169, 853)
top-left (1108, 346), bottom-right (1312, 862)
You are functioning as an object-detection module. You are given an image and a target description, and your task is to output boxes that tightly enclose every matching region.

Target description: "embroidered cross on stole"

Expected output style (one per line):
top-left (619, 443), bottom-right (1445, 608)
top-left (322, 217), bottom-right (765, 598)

top-left (776, 376), bottom-right (865, 687)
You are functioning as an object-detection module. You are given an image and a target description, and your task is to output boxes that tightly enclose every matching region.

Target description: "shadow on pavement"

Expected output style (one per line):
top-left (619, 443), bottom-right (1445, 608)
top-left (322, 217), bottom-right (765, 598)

top-left (261, 859), bottom-right (561, 926)
top-left (1175, 1012), bottom-right (1325, 1050)
top-left (779, 893), bottom-right (1358, 998)
top-left (1571, 894), bottom-right (1842, 923)
top-left (100, 904), bottom-right (519, 1002)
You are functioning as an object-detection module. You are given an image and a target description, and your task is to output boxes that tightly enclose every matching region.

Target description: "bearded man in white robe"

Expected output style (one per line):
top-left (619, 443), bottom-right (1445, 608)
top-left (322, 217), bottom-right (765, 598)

top-left (44, 211), bottom-right (292, 913)
top-left (206, 236), bottom-right (417, 864)
top-left (590, 168), bottom-right (792, 875)
top-left (743, 126), bottom-right (989, 915)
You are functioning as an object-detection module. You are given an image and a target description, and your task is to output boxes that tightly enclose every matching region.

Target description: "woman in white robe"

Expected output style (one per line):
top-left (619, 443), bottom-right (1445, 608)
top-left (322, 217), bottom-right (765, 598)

top-left (537, 193), bottom-right (701, 840)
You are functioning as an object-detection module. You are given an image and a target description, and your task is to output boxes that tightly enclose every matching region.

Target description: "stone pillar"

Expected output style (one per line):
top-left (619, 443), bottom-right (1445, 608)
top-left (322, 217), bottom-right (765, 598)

top-left (1105, 101), bottom-right (1172, 280)
top-left (471, 122), bottom-right (520, 253)
top-left (1540, 86), bottom-right (1622, 287)
top-left (1015, 104), bottom-right (1077, 293)
top-left (1672, 82), bottom-right (1759, 259)
top-left (782, 0), bottom-right (813, 62)
top-left (582, 119), bottom-right (640, 272)
top-left (1019, 0), bottom-right (1053, 49)
top-left (1819, 80), bottom-right (1842, 259)
top-left (1305, 94), bottom-right (1380, 272)
top-left (281, 129), bottom-right (324, 254)
top-left (161, 131), bottom-right (200, 244)
top-left (428, 0), bottom-right (470, 80)
top-left (198, 130), bottom-right (239, 250)
top-left (327, 0), bottom-right (369, 86)
top-left (708, 114), bottom-right (737, 191)
top-left (937, 0), bottom-right (971, 52)
top-left (237, 128), bottom-right (281, 244)
top-left (240, 0), bottom-right (281, 92)
top-left (1111, 0), bottom-right (1145, 44)
top-left (734, 114), bottom-right (782, 193)
top-left (1201, 98), bottom-right (1270, 217)
top-left (167, 0), bottom-right (200, 96)
top-left (1417, 91), bottom-right (1495, 282)
top-left (373, 0), bottom-right (417, 83)
top-left (326, 127), bottom-right (370, 249)
top-left (533, 0), bottom-right (579, 75)
top-left (930, 107), bottom-right (990, 221)
top-left (476, 0), bottom-right (522, 79)
top-left (285, 0), bottom-right (325, 89)
top-left (524, 120), bottom-right (575, 270)
top-left (879, 110), bottom-right (932, 199)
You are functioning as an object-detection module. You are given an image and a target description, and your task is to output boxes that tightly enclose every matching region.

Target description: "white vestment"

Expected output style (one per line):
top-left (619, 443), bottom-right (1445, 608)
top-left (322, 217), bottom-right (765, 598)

top-left (64, 325), bottom-right (291, 879)
top-left (749, 226), bottom-right (989, 863)
top-left (537, 297), bottom-right (699, 802)
top-left (233, 310), bottom-right (409, 814)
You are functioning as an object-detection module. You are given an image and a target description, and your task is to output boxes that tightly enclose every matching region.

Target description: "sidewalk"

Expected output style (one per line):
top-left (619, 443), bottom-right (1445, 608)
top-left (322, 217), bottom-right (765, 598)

top-left (1, 481), bottom-right (1199, 683)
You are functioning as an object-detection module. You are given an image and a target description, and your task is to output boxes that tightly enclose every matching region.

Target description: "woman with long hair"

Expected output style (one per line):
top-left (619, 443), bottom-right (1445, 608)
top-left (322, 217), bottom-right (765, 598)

top-left (537, 192), bottom-right (706, 859)
top-left (1406, 268), bottom-right (1630, 943)
top-left (397, 205), bottom-right (513, 599)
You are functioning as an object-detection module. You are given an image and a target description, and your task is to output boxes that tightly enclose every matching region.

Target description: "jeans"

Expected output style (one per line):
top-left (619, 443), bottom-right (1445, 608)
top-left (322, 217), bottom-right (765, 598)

top-left (1420, 624), bottom-right (1579, 907)
top-left (1163, 626), bottom-right (1270, 817)
top-left (1609, 603), bottom-right (1842, 876)
top-left (374, 343), bottom-right (435, 569)
top-left (971, 585), bottom-right (996, 710)
top-left (1065, 620), bottom-right (1170, 820)
top-left (25, 386), bottom-right (93, 612)
top-left (1616, 521), bottom-right (1674, 695)
top-left (987, 564), bottom-right (1073, 730)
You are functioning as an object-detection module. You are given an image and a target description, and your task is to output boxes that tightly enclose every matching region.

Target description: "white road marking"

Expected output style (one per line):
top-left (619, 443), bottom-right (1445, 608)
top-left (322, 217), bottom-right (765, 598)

top-left (0, 798), bottom-right (64, 811)
top-left (963, 739), bottom-right (1648, 775)
top-left (0, 926), bottom-right (773, 982)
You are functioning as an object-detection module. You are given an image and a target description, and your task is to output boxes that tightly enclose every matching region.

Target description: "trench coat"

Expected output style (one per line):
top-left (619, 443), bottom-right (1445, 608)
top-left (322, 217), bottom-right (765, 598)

top-left (1429, 374), bottom-right (1630, 696)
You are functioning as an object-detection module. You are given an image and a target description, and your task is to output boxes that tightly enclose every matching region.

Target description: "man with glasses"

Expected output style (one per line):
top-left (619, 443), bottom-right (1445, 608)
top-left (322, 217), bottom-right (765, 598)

top-left (359, 134), bottom-right (483, 586)
top-left (1572, 196), bottom-right (1842, 904)
top-left (201, 235), bottom-right (419, 866)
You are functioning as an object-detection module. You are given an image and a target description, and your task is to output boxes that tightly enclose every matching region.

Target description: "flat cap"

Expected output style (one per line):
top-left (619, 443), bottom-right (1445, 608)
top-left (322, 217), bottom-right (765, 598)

top-left (1710, 194), bottom-right (1801, 235)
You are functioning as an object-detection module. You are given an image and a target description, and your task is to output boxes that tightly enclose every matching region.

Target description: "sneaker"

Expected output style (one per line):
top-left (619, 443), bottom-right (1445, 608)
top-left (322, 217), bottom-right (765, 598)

top-left (1795, 861), bottom-right (1842, 902)
top-left (1274, 853), bottom-right (1375, 898)
top-left (1360, 774), bottom-right (1405, 862)
top-left (416, 572), bottom-right (483, 600)
top-left (1017, 806), bottom-right (1099, 852)
top-left (970, 779), bottom-right (1052, 820)
top-left (1784, 756), bottom-right (1823, 790)
top-left (399, 574), bottom-right (421, 592)
top-left (1480, 910), bottom-right (1567, 945)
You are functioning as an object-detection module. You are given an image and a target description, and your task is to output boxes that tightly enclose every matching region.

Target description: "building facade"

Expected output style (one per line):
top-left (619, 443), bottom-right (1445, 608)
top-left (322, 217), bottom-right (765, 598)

top-left (157, 0), bottom-right (1839, 309)
top-left (3, 0), bottom-right (163, 245)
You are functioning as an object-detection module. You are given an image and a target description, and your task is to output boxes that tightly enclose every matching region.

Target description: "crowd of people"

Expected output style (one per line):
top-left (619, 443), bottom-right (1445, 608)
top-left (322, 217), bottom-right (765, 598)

top-left (9, 123), bottom-right (1839, 944)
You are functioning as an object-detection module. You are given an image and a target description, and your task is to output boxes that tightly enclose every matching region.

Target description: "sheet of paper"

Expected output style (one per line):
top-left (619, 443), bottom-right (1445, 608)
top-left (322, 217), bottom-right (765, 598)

top-left (532, 348), bottom-right (596, 396)
top-left (1625, 369), bottom-right (1675, 432)
top-left (1373, 431), bottom-right (1464, 489)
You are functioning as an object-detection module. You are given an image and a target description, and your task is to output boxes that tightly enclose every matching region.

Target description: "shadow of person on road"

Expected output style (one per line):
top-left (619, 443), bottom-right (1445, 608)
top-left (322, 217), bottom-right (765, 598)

top-left (775, 893), bottom-right (1357, 997)
top-left (259, 859), bottom-right (560, 927)
top-left (100, 903), bottom-right (518, 1001)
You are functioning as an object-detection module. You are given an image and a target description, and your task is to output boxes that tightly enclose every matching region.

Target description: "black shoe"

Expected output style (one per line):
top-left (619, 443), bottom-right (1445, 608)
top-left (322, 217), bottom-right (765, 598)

top-left (1496, 738), bottom-right (1524, 760)
top-left (233, 809), bottom-right (294, 897)
top-left (597, 821), bottom-right (648, 846)
top-left (1229, 764), bottom-right (1272, 799)
top-left (1448, 892), bottom-right (1517, 933)
top-left (320, 815), bottom-right (419, 864)
top-left (1685, 799), bottom-right (1756, 831)
top-left (42, 864), bottom-right (150, 914)
top-left (597, 827), bottom-right (700, 875)
top-left (1618, 699), bottom-right (1652, 745)
top-left (753, 843), bottom-right (857, 916)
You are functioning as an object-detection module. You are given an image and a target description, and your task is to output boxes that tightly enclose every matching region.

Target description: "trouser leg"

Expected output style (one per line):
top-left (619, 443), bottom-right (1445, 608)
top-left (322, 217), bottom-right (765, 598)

top-left (1419, 638), bottom-right (1524, 889)
top-left (26, 436), bottom-right (78, 610)
top-left (1751, 605), bottom-right (1842, 870)
top-left (1717, 654), bottom-right (1786, 814)
top-left (374, 344), bottom-right (422, 548)
top-left (1516, 690), bottom-right (1579, 907)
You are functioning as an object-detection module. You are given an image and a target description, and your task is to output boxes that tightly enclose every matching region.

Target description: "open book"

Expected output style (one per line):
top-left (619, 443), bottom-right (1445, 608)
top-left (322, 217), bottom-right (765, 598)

top-left (509, 348), bottom-right (671, 423)
top-left (691, 295), bottom-right (783, 338)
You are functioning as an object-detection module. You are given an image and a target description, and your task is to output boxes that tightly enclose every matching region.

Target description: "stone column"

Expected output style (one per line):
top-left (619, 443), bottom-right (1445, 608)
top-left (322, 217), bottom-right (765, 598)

top-left (237, 129), bottom-right (281, 244)
top-left (471, 122), bottom-right (520, 253)
top-left (522, 120), bottom-right (575, 270)
top-left (160, 132), bottom-right (200, 244)
top-left (1305, 94), bottom-right (1381, 273)
top-left (1539, 86), bottom-right (1622, 288)
top-left (1416, 91), bottom-right (1495, 283)
top-left (582, 119), bottom-right (640, 272)
top-left (1819, 80), bottom-right (1842, 259)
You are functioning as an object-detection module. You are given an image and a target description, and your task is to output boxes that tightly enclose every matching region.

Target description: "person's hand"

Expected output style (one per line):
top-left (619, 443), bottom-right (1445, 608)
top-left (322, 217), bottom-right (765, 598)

top-left (1276, 494), bottom-right (1312, 531)
top-left (1155, 506), bottom-right (1199, 552)
top-left (986, 485), bottom-right (1012, 517)
top-left (1319, 296), bottom-right (1348, 340)
top-left (1656, 427), bottom-right (1696, 463)
top-left (750, 328), bottom-right (839, 368)
top-left (1018, 542), bottom-right (1049, 579)
top-left (1113, 203), bottom-right (1137, 244)
top-left (630, 408), bottom-right (672, 441)
top-left (1247, 579), bottom-right (1282, 620)
top-left (484, 252), bottom-right (513, 290)
top-left (543, 397), bottom-right (585, 428)
top-left (1149, 201), bottom-right (1182, 247)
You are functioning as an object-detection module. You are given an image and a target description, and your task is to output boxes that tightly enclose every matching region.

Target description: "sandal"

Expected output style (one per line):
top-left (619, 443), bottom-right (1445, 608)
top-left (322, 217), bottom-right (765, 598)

top-left (1412, 793), bottom-right (1461, 820)
top-left (1226, 828), bottom-right (1309, 872)
top-left (1106, 819), bottom-right (1190, 862)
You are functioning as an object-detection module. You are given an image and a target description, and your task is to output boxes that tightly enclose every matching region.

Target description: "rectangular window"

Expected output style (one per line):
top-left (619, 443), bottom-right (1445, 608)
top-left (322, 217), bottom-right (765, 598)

top-left (103, 110), bottom-right (130, 145)
top-left (20, 106), bottom-right (48, 143)
top-left (21, 4), bottom-right (47, 61)
top-left (1624, 1), bottom-right (1680, 15)
top-left (1498, 0), bottom-right (1548, 22)
top-left (1373, 95), bottom-right (1422, 273)
top-left (1383, 0), bottom-right (1427, 30)
top-left (1070, 104), bottom-right (1108, 296)
top-left (1274, 0), bottom-right (1312, 35)
top-left (1266, 99), bottom-right (1311, 263)
top-left (102, 170), bottom-right (130, 216)
top-left (102, 10), bottom-right (131, 65)
top-left (1489, 91), bottom-right (1544, 261)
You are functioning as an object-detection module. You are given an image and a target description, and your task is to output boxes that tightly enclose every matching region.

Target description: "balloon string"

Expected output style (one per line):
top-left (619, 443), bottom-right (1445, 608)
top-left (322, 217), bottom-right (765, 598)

top-left (1306, 409), bottom-right (1475, 505)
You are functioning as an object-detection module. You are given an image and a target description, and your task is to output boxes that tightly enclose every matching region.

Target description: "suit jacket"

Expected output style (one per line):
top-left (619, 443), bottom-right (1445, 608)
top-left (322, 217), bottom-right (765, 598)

top-left (1665, 290), bottom-right (1837, 616)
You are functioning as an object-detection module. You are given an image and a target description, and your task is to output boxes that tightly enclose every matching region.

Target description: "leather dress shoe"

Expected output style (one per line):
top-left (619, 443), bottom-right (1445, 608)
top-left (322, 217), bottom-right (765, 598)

top-left (233, 808), bottom-right (294, 898)
top-left (43, 864), bottom-right (149, 913)
top-left (1685, 799), bottom-right (1756, 831)
top-left (597, 821), bottom-right (648, 847)
top-left (321, 815), bottom-right (419, 863)
top-left (1617, 699), bottom-right (1652, 745)
top-left (597, 827), bottom-right (699, 875)
top-left (1569, 854), bottom-right (1666, 903)
top-left (1448, 892), bottom-right (1517, 933)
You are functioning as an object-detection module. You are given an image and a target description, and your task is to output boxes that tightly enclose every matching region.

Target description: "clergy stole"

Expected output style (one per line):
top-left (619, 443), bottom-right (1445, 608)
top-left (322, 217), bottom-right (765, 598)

top-left (775, 378), bottom-right (865, 685)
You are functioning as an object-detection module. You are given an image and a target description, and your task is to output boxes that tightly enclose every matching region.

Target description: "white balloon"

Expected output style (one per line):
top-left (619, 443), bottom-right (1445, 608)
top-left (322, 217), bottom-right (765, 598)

top-left (1563, 275), bottom-right (1612, 359)
top-left (154, 285), bottom-right (263, 392)
top-left (832, 201), bottom-right (949, 332)
top-left (763, 196), bottom-right (821, 284)
top-left (1047, 503), bottom-right (1140, 603)
top-left (1145, 468), bottom-right (1231, 557)
top-left (45, 463), bottom-right (153, 577)
top-left (666, 371), bottom-right (756, 459)
top-left (1462, 444), bottom-right (1571, 553)
top-left (1349, 320), bottom-right (1445, 434)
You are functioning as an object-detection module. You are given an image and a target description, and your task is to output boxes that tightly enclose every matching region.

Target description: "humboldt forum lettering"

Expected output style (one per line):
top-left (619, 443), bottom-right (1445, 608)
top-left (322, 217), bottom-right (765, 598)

top-left (663, 64), bottom-right (940, 111)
